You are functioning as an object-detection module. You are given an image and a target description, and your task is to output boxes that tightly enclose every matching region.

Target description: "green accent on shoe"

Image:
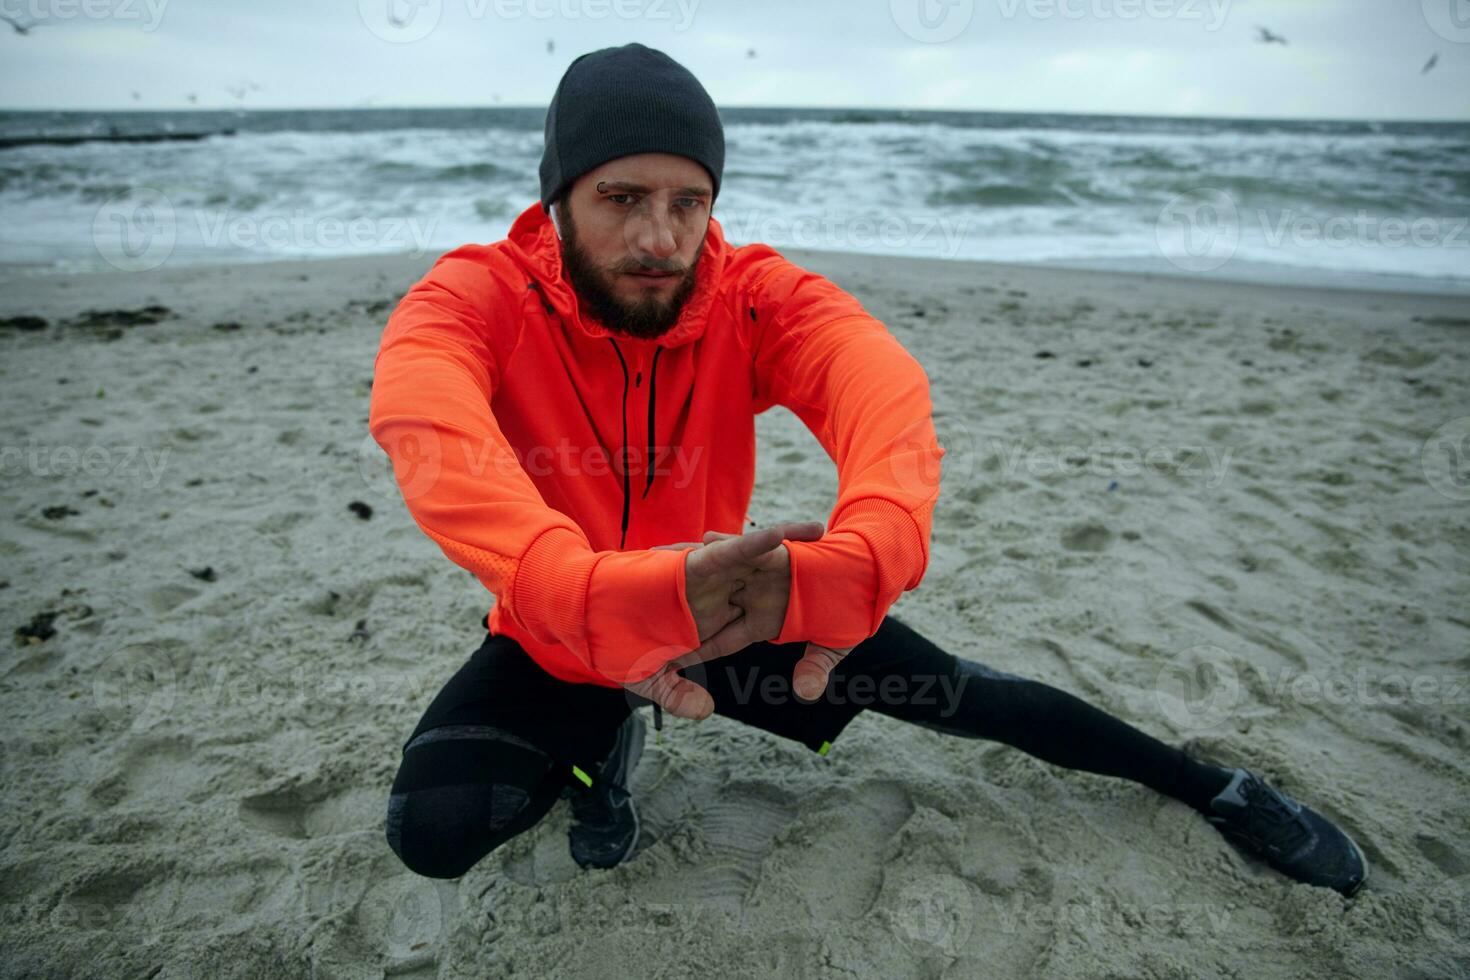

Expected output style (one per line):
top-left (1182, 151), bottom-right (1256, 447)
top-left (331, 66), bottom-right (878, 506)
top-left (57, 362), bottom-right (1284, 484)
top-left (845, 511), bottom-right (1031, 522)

top-left (817, 740), bottom-right (831, 756)
top-left (572, 765), bottom-right (593, 787)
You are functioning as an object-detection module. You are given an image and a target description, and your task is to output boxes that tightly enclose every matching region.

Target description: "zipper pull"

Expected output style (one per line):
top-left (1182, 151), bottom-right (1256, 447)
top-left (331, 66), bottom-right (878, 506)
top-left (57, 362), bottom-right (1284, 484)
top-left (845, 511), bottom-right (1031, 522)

top-left (652, 703), bottom-right (663, 744)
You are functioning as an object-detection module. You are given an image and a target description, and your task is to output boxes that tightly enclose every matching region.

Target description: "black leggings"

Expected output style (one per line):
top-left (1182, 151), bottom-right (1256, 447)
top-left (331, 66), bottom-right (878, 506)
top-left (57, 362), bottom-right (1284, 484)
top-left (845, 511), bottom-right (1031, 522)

top-left (385, 615), bottom-right (1221, 879)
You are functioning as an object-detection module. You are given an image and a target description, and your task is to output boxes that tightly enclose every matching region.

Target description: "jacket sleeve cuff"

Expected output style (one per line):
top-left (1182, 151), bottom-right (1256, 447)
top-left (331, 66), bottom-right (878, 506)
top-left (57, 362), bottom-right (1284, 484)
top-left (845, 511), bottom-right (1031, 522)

top-left (509, 526), bottom-right (598, 653)
top-left (585, 548), bottom-right (701, 685)
top-left (775, 497), bottom-right (926, 649)
top-left (510, 528), bottom-right (699, 685)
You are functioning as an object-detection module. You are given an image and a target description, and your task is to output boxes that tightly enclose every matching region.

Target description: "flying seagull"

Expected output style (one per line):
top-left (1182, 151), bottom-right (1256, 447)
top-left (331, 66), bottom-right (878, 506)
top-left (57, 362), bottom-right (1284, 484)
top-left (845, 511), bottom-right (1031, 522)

top-left (747, 48), bottom-right (757, 59)
top-left (185, 92), bottom-right (198, 104)
top-left (546, 38), bottom-right (554, 55)
top-left (1255, 25), bottom-right (1287, 45)
top-left (1422, 53), bottom-right (1439, 74)
top-left (224, 80), bottom-right (262, 101)
top-left (0, 13), bottom-right (43, 34)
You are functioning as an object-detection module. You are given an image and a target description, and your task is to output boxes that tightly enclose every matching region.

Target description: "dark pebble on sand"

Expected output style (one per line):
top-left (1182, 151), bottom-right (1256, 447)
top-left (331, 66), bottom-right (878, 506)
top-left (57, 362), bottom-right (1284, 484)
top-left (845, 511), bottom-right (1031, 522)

top-left (73, 305), bottom-right (172, 328)
top-left (1137, 358), bottom-right (1154, 368)
top-left (212, 321), bottom-right (243, 332)
top-left (247, 366), bottom-right (258, 374)
top-left (42, 505), bottom-right (80, 520)
top-left (185, 477), bottom-right (204, 487)
top-left (66, 306), bottom-right (174, 341)
top-left (16, 611), bottom-right (59, 643)
top-left (1077, 359), bottom-right (1094, 368)
top-left (81, 489), bottom-right (98, 497)
top-left (348, 500), bottom-right (373, 520)
top-left (0, 315), bottom-right (48, 331)
top-left (1034, 350), bottom-right (1055, 359)
top-left (188, 566), bottom-right (217, 582)
top-left (349, 618), bottom-right (371, 642)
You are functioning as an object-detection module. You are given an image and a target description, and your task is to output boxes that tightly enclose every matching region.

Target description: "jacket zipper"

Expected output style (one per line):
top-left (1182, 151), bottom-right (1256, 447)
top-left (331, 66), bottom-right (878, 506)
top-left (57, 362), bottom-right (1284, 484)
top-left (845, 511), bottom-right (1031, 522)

top-left (608, 338), bottom-right (665, 550)
top-left (643, 346), bottom-right (663, 500)
top-left (607, 338), bottom-right (633, 550)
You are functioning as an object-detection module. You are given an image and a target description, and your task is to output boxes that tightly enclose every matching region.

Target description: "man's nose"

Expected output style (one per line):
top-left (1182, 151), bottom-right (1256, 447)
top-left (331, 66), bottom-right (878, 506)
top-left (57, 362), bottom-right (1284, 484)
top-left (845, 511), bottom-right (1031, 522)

top-left (629, 208), bottom-right (679, 261)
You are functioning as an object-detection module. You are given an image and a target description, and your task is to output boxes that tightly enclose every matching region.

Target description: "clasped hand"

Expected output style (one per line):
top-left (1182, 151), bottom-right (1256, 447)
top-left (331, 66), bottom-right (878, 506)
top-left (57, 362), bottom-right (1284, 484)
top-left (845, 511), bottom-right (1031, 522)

top-left (623, 522), bottom-right (855, 721)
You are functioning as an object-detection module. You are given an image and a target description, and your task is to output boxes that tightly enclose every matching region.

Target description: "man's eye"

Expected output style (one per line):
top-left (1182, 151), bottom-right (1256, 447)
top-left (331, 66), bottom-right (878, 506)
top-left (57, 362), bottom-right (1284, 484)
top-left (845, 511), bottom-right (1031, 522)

top-left (607, 193), bottom-right (635, 205)
top-left (675, 197), bottom-right (702, 210)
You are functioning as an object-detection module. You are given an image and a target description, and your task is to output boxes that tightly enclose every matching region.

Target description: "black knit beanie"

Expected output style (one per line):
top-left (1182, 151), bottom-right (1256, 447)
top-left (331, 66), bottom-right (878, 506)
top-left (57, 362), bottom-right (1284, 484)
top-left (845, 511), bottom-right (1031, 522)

top-left (539, 43), bottom-right (724, 214)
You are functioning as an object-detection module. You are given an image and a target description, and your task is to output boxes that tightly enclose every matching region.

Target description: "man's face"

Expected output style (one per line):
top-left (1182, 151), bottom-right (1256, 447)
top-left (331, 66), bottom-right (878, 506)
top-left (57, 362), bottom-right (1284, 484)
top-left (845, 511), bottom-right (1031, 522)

top-left (557, 152), bottom-right (712, 341)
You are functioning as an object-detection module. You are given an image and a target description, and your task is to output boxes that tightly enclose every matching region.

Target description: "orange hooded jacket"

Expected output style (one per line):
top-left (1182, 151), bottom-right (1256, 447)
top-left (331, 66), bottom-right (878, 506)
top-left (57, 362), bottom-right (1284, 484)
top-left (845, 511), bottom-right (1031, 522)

top-left (368, 201), bottom-right (944, 688)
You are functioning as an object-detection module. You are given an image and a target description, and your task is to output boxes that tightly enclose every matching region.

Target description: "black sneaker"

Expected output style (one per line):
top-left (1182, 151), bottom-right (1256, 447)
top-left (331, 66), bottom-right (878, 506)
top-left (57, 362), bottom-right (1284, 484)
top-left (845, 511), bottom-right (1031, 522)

top-left (567, 710), bottom-right (645, 870)
top-left (1206, 768), bottom-right (1368, 897)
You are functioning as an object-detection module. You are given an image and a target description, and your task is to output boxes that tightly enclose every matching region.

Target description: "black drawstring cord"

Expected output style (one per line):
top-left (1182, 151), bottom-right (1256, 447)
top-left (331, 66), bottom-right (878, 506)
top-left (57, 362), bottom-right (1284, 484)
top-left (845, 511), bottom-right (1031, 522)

top-left (643, 345), bottom-right (663, 499)
top-left (608, 338), bottom-right (631, 550)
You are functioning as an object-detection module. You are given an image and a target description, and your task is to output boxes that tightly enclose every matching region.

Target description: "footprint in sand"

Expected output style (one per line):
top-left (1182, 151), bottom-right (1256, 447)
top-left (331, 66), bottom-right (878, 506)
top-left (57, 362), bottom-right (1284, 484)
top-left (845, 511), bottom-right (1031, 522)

top-left (87, 736), bottom-right (204, 810)
top-left (146, 583), bottom-right (200, 615)
top-left (693, 782), bottom-right (798, 921)
top-left (238, 782), bottom-right (381, 840)
top-left (1060, 522), bottom-right (1112, 553)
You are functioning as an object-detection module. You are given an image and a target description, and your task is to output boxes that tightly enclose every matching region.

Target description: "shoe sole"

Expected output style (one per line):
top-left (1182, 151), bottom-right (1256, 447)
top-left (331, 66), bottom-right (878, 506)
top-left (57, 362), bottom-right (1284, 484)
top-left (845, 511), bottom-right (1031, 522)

top-left (1343, 832), bottom-right (1370, 897)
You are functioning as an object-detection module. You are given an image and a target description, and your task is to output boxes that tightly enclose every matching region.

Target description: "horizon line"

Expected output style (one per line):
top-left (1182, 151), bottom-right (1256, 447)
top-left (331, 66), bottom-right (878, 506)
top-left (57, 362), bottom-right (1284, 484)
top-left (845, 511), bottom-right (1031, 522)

top-left (2, 103), bottom-right (1467, 125)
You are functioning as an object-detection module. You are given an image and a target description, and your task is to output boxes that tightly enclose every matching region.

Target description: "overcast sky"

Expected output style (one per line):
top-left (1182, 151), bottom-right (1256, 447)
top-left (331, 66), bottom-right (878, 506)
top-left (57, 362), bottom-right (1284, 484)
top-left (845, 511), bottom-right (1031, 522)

top-left (0, 0), bottom-right (1466, 119)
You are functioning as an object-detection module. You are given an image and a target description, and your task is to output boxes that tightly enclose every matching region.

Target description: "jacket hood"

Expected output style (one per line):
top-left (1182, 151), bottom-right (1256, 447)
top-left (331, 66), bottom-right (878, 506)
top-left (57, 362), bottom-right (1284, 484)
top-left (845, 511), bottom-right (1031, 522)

top-left (503, 200), bottom-right (732, 349)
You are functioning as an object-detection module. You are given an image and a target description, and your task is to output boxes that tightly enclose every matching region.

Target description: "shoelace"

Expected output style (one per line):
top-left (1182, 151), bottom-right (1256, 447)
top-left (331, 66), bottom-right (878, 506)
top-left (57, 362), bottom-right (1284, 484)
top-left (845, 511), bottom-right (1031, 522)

top-left (570, 779), bottom-right (628, 825)
top-left (1236, 777), bottom-right (1312, 855)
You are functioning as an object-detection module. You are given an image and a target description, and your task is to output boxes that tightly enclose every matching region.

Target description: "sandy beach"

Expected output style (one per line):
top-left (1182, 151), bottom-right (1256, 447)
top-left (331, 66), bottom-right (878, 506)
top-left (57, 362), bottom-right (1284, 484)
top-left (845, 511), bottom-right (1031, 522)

top-left (1, 248), bottom-right (1467, 979)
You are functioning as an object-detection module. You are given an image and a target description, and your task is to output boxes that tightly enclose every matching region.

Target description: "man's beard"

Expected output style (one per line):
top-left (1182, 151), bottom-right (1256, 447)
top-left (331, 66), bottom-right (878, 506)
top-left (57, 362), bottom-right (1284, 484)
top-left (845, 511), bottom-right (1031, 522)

top-left (559, 203), bottom-right (703, 341)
